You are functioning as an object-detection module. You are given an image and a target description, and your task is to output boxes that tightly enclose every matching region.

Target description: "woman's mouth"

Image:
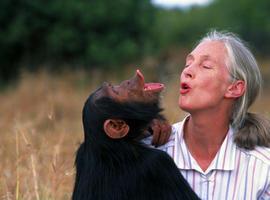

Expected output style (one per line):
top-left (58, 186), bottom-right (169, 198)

top-left (180, 82), bottom-right (191, 94)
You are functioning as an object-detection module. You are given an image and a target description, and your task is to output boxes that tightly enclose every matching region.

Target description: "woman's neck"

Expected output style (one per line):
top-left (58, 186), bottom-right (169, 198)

top-left (183, 111), bottom-right (230, 171)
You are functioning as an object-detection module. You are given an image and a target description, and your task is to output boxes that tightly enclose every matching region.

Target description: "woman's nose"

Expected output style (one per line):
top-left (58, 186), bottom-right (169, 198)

top-left (182, 65), bottom-right (194, 79)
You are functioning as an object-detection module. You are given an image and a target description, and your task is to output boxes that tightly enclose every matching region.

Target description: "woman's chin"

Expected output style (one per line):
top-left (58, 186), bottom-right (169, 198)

top-left (178, 102), bottom-right (191, 112)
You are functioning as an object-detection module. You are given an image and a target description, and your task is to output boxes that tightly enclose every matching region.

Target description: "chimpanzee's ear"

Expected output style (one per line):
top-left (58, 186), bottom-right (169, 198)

top-left (103, 119), bottom-right (129, 139)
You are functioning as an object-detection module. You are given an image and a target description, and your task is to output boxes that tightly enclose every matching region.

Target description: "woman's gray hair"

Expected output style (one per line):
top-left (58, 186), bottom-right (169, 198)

top-left (199, 30), bottom-right (270, 150)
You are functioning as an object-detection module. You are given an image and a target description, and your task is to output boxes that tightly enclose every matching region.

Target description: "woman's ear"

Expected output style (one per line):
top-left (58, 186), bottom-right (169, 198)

top-left (225, 80), bottom-right (246, 99)
top-left (103, 119), bottom-right (129, 139)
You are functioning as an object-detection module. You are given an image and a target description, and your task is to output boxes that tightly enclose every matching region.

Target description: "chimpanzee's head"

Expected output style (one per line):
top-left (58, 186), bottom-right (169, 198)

top-left (83, 70), bottom-right (164, 141)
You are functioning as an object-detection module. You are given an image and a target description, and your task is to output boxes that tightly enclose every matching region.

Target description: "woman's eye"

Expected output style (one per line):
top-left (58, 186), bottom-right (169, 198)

top-left (203, 65), bottom-right (212, 69)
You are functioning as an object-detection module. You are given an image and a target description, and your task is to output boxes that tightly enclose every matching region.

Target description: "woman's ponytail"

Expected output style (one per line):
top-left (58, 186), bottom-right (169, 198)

top-left (234, 112), bottom-right (270, 150)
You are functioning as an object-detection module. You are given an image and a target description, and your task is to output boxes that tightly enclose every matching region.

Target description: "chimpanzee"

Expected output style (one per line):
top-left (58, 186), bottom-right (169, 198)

top-left (72, 70), bottom-right (200, 200)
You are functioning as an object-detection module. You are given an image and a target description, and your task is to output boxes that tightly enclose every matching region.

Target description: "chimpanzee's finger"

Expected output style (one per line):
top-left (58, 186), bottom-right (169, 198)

top-left (151, 119), bottom-right (161, 146)
top-left (156, 125), bottom-right (167, 146)
top-left (155, 122), bottom-right (171, 146)
top-left (163, 123), bottom-right (172, 145)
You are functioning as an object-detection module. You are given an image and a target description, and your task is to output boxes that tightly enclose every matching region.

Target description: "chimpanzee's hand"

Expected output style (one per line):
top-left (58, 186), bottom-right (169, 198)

top-left (149, 118), bottom-right (172, 147)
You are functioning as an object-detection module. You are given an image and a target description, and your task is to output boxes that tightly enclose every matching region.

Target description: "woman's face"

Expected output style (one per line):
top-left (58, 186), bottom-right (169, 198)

top-left (179, 40), bottom-right (232, 113)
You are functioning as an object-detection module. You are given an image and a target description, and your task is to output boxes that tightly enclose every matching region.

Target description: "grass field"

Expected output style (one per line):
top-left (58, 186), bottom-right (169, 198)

top-left (1, 60), bottom-right (269, 199)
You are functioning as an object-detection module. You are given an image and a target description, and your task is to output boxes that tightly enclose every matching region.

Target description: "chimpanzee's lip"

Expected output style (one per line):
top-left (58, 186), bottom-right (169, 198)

top-left (144, 83), bottom-right (164, 92)
top-left (136, 69), bottom-right (145, 83)
top-left (136, 69), bottom-right (164, 92)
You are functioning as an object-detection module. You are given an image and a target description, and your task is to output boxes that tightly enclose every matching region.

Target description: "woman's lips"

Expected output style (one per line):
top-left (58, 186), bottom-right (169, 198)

top-left (180, 82), bottom-right (191, 94)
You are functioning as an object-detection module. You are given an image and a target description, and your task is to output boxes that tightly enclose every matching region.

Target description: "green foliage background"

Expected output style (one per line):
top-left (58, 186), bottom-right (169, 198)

top-left (1, 0), bottom-right (270, 82)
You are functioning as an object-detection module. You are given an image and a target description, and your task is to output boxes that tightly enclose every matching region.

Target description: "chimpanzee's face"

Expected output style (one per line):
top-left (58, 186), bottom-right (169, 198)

top-left (93, 70), bottom-right (164, 103)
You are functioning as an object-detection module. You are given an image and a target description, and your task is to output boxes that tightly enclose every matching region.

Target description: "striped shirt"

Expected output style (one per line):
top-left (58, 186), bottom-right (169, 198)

top-left (144, 118), bottom-right (270, 200)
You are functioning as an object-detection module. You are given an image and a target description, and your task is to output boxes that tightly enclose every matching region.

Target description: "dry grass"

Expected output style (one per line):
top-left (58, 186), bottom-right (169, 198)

top-left (0, 69), bottom-right (114, 199)
top-left (0, 60), bottom-right (269, 199)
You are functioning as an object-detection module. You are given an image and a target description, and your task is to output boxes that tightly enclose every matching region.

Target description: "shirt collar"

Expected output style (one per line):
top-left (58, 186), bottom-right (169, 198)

top-left (174, 116), bottom-right (236, 173)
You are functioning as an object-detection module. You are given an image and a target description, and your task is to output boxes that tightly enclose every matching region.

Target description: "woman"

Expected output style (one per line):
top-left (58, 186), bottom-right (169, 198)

top-left (158, 31), bottom-right (270, 199)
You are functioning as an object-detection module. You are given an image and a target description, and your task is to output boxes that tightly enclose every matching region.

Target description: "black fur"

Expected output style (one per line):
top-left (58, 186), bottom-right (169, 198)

top-left (72, 92), bottom-right (200, 200)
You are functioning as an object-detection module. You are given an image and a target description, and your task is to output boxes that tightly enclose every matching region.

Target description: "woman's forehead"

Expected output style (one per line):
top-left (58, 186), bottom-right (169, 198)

top-left (192, 41), bottom-right (226, 55)
top-left (190, 41), bottom-right (228, 65)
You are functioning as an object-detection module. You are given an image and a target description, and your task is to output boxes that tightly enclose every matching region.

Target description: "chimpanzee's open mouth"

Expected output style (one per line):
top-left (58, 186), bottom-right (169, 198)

top-left (136, 69), bottom-right (164, 92)
top-left (144, 83), bottom-right (164, 92)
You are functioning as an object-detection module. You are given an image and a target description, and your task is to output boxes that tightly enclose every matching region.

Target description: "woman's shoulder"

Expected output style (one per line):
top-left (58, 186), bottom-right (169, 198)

top-left (242, 146), bottom-right (270, 166)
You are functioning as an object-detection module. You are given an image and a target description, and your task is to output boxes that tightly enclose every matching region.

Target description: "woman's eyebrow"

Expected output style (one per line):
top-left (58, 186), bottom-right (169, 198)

top-left (186, 54), bottom-right (217, 65)
top-left (186, 54), bottom-right (193, 60)
top-left (200, 55), bottom-right (218, 65)
top-left (186, 54), bottom-right (210, 61)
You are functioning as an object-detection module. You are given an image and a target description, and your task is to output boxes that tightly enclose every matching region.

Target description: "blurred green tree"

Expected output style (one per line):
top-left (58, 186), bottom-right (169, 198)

top-left (1, 0), bottom-right (270, 84)
top-left (208, 0), bottom-right (270, 53)
top-left (151, 0), bottom-right (270, 56)
top-left (0, 0), bottom-right (155, 82)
